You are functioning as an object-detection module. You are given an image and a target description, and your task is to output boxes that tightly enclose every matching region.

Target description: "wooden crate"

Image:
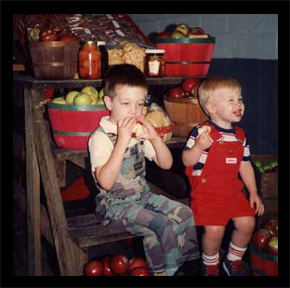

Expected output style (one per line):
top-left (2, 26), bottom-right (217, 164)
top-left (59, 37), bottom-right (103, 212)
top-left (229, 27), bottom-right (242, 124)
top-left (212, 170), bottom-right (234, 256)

top-left (251, 154), bottom-right (278, 218)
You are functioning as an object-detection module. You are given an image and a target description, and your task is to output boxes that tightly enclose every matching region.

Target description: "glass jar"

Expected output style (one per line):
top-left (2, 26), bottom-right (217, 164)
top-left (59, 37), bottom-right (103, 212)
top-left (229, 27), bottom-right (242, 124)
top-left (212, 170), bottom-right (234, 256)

top-left (78, 41), bottom-right (102, 79)
top-left (144, 49), bottom-right (165, 77)
top-left (97, 41), bottom-right (108, 78)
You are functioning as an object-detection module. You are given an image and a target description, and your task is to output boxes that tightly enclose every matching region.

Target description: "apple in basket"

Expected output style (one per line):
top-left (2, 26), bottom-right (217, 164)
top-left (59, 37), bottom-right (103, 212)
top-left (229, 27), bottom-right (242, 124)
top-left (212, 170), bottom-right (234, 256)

top-left (174, 24), bottom-right (190, 36)
top-left (167, 87), bottom-right (185, 98)
top-left (266, 236), bottom-right (278, 256)
top-left (157, 31), bottom-right (170, 38)
top-left (251, 229), bottom-right (272, 251)
top-left (73, 92), bottom-right (92, 106)
top-left (40, 28), bottom-right (58, 42)
top-left (182, 78), bottom-right (200, 97)
top-left (52, 96), bottom-right (67, 105)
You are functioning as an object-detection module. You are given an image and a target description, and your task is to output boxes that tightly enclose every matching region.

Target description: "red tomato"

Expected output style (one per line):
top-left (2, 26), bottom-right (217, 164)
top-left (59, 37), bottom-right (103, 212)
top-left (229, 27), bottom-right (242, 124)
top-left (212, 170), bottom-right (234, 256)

top-left (130, 267), bottom-right (151, 276)
top-left (128, 257), bottom-right (148, 272)
top-left (79, 67), bottom-right (89, 78)
top-left (83, 43), bottom-right (97, 52)
top-left (91, 50), bottom-right (101, 62)
top-left (102, 256), bottom-right (114, 276)
top-left (79, 50), bottom-right (89, 61)
top-left (84, 260), bottom-right (103, 276)
top-left (109, 254), bottom-right (129, 275)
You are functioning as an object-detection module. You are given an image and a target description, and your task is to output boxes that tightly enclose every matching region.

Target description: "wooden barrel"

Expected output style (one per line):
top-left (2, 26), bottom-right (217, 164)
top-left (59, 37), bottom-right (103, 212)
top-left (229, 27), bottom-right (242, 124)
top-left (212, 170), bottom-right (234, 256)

top-left (29, 41), bottom-right (80, 79)
top-left (163, 96), bottom-right (208, 137)
top-left (48, 103), bottom-right (110, 150)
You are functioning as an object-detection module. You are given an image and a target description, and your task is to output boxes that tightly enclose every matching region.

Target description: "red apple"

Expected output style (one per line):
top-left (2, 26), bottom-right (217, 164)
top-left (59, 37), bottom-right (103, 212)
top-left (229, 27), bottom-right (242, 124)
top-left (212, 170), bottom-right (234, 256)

top-left (263, 219), bottom-right (278, 236)
top-left (157, 31), bottom-right (170, 38)
top-left (251, 229), bottom-right (272, 250)
top-left (58, 34), bottom-right (78, 42)
top-left (130, 267), bottom-right (151, 276)
top-left (40, 29), bottom-right (58, 42)
top-left (109, 254), bottom-right (129, 275)
top-left (102, 256), bottom-right (114, 276)
top-left (181, 78), bottom-right (200, 96)
top-left (167, 87), bottom-right (185, 98)
top-left (190, 27), bottom-right (205, 35)
top-left (84, 260), bottom-right (104, 276)
top-left (128, 257), bottom-right (148, 272)
top-left (267, 236), bottom-right (278, 256)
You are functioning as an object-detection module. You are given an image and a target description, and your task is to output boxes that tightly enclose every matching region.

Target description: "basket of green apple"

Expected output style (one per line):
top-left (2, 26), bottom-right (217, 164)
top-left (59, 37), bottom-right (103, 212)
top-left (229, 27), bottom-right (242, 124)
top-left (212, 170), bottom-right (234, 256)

top-left (48, 86), bottom-right (109, 150)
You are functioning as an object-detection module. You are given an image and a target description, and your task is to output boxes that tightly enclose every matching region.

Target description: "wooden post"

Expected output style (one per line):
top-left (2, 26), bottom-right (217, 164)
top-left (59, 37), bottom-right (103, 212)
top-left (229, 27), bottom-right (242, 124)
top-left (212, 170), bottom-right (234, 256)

top-left (24, 88), bottom-right (42, 276)
top-left (31, 88), bottom-right (78, 275)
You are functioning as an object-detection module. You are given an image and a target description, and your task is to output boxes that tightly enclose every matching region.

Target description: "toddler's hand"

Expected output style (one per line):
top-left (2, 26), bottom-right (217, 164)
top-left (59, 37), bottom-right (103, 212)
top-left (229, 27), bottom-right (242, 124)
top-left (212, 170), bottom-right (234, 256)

top-left (250, 194), bottom-right (264, 216)
top-left (195, 131), bottom-right (213, 151)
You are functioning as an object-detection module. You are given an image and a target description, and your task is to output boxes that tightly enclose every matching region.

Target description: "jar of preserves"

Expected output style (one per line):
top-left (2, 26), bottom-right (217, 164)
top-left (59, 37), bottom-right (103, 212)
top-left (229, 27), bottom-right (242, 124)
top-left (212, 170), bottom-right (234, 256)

top-left (78, 41), bottom-right (102, 79)
top-left (144, 49), bottom-right (165, 77)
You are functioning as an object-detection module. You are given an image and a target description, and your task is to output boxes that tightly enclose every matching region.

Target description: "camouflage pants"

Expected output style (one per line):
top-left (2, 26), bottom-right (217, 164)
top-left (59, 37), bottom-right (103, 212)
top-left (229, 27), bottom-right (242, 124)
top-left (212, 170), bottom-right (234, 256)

top-left (105, 192), bottom-right (200, 274)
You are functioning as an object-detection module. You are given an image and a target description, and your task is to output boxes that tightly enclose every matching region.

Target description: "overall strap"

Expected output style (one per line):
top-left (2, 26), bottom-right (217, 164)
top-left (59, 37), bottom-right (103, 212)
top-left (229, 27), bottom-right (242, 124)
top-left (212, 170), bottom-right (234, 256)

top-left (234, 126), bottom-right (245, 144)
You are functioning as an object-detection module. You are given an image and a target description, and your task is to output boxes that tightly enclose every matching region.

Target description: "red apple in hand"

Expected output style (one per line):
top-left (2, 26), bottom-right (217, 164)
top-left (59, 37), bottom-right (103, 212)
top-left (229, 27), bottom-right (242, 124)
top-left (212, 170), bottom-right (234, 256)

top-left (167, 87), bottom-right (185, 98)
top-left (267, 236), bottom-right (278, 256)
top-left (251, 229), bottom-right (272, 250)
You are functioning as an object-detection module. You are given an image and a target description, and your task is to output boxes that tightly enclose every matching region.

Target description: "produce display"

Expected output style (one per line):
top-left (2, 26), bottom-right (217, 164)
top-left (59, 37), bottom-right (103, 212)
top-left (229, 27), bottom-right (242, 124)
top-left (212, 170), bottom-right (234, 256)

top-left (84, 254), bottom-right (151, 276)
top-left (157, 24), bottom-right (210, 39)
top-left (51, 86), bottom-right (105, 106)
top-left (166, 77), bottom-right (201, 99)
top-left (254, 160), bottom-right (278, 173)
top-left (251, 218), bottom-right (278, 256)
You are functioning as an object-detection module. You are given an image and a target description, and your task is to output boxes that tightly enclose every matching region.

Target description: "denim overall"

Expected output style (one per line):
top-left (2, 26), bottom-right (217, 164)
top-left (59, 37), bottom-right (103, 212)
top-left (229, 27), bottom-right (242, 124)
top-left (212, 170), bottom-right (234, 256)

top-left (94, 127), bottom-right (200, 274)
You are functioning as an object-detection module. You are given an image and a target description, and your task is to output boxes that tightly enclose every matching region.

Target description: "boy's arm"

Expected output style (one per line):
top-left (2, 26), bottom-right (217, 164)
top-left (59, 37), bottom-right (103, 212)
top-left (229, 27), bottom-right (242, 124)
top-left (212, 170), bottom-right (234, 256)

top-left (239, 161), bottom-right (264, 215)
top-left (151, 137), bottom-right (173, 169)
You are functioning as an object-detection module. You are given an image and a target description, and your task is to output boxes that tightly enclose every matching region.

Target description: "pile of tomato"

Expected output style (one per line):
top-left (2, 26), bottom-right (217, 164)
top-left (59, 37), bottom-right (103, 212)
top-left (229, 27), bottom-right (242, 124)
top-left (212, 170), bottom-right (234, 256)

top-left (84, 254), bottom-right (151, 276)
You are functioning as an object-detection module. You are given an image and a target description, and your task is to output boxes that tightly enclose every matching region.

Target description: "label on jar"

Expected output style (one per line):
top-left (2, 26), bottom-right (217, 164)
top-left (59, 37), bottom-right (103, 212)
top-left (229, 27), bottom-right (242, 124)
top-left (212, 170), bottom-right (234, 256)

top-left (148, 60), bottom-right (160, 76)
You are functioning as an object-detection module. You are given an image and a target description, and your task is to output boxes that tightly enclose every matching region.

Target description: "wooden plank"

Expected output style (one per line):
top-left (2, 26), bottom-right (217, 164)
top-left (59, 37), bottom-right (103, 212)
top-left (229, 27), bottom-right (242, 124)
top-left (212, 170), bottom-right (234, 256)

top-left (24, 88), bottom-right (42, 276)
top-left (31, 88), bottom-right (78, 276)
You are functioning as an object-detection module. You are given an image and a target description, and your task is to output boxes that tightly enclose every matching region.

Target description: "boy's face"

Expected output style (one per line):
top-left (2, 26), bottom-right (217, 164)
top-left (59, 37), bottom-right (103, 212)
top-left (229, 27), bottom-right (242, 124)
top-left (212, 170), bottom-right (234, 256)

top-left (206, 87), bottom-right (244, 126)
top-left (104, 85), bottom-right (147, 124)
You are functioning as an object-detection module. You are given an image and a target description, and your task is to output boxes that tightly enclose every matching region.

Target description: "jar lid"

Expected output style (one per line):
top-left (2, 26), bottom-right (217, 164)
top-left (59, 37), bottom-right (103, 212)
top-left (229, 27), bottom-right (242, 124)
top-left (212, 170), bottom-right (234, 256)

top-left (145, 49), bottom-right (165, 54)
top-left (97, 41), bottom-right (106, 46)
top-left (80, 40), bottom-right (97, 45)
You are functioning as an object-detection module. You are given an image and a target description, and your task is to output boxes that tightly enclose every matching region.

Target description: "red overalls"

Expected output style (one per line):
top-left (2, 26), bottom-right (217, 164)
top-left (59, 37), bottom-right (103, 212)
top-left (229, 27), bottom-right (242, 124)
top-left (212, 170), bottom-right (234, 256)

top-left (185, 124), bottom-right (255, 226)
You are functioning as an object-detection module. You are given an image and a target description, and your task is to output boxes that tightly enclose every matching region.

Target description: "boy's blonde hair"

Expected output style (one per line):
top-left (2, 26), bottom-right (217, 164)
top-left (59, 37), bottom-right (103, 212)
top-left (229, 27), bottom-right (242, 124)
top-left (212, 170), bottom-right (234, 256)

top-left (198, 76), bottom-right (241, 115)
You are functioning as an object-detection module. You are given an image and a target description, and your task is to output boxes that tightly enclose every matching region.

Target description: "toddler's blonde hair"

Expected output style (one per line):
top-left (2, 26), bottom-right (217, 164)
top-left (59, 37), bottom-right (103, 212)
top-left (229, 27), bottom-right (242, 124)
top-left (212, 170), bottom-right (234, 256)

top-left (199, 76), bottom-right (241, 116)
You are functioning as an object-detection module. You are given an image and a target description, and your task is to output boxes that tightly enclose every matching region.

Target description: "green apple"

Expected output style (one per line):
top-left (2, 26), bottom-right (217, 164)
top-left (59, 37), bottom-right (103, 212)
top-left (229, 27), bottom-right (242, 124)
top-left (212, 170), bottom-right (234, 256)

top-left (96, 99), bottom-right (105, 105)
top-left (90, 96), bottom-right (97, 105)
top-left (175, 24), bottom-right (190, 36)
top-left (66, 91), bottom-right (80, 105)
top-left (254, 161), bottom-right (263, 168)
top-left (269, 161), bottom-right (278, 168)
top-left (171, 30), bottom-right (185, 38)
top-left (263, 164), bottom-right (272, 172)
top-left (98, 88), bottom-right (105, 100)
top-left (81, 86), bottom-right (98, 99)
top-left (73, 92), bottom-right (92, 106)
top-left (52, 96), bottom-right (67, 105)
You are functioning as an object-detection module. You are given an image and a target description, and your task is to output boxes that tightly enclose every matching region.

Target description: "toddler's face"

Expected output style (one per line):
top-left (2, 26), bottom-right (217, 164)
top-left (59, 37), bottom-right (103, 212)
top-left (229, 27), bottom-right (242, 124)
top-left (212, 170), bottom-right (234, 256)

top-left (106, 85), bottom-right (147, 124)
top-left (208, 87), bottom-right (244, 126)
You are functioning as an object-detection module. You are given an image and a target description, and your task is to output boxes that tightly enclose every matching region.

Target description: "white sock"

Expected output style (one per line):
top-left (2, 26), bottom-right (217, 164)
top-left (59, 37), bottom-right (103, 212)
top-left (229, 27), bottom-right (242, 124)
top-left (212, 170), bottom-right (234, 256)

top-left (202, 252), bottom-right (219, 266)
top-left (227, 242), bottom-right (247, 261)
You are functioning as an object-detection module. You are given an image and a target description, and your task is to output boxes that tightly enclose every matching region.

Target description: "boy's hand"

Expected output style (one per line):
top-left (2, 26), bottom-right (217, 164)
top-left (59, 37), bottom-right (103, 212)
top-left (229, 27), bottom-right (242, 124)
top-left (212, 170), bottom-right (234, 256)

top-left (117, 117), bottom-right (136, 147)
top-left (250, 194), bottom-right (264, 216)
top-left (135, 116), bottom-right (159, 141)
top-left (195, 131), bottom-right (213, 151)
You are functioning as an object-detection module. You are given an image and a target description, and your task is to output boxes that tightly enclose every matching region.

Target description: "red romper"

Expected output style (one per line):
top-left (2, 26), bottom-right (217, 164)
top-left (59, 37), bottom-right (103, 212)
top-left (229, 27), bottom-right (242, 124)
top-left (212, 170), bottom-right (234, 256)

top-left (185, 123), bottom-right (255, 226)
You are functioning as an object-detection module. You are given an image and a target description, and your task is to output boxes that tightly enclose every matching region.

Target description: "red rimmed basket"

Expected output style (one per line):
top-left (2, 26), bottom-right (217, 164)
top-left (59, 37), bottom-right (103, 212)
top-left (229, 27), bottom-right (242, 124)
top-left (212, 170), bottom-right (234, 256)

top-left (48, 103), bottom-right (110, 150)
top-left (155, 122), bottom-right (174, 142)
top-left (156, 37), bottom-right (215, 77)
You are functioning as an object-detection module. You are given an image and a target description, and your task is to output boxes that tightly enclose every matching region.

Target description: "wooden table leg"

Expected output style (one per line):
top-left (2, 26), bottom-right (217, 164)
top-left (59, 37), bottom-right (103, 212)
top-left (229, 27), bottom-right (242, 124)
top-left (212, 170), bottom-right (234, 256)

top-left (24, 88), bottom-right (42, 276)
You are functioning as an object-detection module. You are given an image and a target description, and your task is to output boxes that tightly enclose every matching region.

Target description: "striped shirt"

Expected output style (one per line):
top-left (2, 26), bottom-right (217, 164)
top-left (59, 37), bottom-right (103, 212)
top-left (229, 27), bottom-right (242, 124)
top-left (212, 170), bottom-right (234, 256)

top-left (184, 121), bottom-right (250, 176)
